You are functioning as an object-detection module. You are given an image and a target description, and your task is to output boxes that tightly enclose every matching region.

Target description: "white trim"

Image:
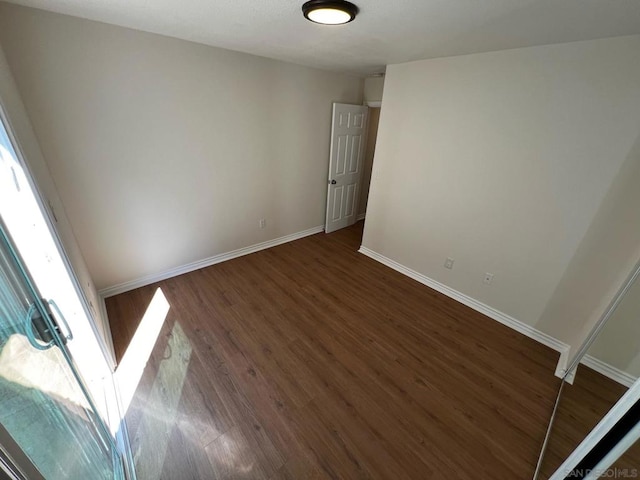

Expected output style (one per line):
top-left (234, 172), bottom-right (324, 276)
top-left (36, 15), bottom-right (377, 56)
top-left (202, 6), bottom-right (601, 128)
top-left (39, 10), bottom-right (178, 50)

top-left (356, 213), bottom-right (366, 221)
top-left (365, 101), bottom-right (382, 108)
top-left (588, 420), bottom-right (640, 480)
top-left (358, 246), bottom-right (569, 356)
top-left (550, 375), bottom-right (640, 479)
top-left (580, 355), bottom-right (637, 388)
top-left (555, 345), bottom-right (576, 384)
top-left (99, 225), bottom-right (325, 298)
top-left (98, 296), bottom-right (117, 371)
top-left (111, 375), bottom-right (137, 480)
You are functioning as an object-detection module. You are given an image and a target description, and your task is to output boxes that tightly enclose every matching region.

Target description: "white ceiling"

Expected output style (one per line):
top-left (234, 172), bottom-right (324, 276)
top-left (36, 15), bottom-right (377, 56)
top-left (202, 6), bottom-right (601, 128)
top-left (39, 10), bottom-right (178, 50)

top-left (4, 0), bottom-right (640, 75)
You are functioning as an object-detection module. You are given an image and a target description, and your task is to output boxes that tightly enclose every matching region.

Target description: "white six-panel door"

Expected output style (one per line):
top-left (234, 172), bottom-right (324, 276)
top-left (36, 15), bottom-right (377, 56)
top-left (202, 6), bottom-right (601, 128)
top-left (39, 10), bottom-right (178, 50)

top-left (325, 103), bottom-right (368, 234)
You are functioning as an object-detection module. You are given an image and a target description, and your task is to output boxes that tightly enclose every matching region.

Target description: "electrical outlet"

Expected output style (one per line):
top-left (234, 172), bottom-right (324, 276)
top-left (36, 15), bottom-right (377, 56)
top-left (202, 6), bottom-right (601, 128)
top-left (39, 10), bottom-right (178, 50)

top-left (259, 218), bottom-right (266, 229)
top-left (444, 257), bottom-right (454, 270)
top-left (483, 272), bottom-right (494, 285)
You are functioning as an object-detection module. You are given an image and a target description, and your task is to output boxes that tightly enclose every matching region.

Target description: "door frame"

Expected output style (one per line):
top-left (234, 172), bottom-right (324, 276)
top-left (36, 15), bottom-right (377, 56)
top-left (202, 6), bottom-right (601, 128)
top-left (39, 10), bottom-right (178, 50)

top-left (357, 103), bottom-right (382, 223)
top-left (0, 423), bottom-right (45, 480)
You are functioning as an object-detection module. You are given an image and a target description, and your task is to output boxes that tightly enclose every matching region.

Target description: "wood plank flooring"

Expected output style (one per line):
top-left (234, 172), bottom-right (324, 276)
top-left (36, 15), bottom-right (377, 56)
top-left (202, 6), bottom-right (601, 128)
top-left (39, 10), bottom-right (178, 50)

top-left (106, 222), bottom-right (561, 479)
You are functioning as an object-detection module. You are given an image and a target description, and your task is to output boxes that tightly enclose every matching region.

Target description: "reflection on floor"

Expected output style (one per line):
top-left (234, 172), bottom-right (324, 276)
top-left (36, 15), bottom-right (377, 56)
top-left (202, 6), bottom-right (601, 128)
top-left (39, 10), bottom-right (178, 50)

top-left (539, 365), bottom-right (640, 478)
top-left (131, 321), bottom-right (192, 479)
top-left (106, 221), bottom-right (560, 479)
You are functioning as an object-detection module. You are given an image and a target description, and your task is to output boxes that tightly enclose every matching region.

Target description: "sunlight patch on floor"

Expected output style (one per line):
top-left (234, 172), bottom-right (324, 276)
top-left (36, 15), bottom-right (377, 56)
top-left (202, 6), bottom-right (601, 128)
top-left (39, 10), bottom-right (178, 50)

top-left (130, 320), bottom-right (192, 479)
top-left (114, 287), bottom-right (170, 419)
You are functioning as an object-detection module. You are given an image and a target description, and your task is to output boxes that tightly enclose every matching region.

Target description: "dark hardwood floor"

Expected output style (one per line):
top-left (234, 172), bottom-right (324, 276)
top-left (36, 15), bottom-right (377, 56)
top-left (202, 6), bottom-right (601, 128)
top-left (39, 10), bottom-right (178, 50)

top-left (106, 222), bottom-right (561, 479)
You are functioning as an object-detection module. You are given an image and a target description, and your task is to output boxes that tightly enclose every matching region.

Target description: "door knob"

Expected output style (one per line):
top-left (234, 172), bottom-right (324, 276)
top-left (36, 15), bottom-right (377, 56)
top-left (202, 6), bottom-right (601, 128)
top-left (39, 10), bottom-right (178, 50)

top-left (329, 179), bottom-right (337, 185)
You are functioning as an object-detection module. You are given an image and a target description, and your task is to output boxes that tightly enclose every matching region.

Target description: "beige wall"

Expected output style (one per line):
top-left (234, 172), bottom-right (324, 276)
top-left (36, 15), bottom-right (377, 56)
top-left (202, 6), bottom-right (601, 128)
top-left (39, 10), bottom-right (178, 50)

top-left (0, 3), bottom-right (363, 291)
top-left (539, 132), bottom-right (640, 363)
top-left (362, 36), bottom-right (640, 340)
top-left (0, 44), bottom-right (112, 353)
top-left (364, 76), bottom-right (384, 104)
top-left (588, 271), bottom-right (640, 378)
top-left (358, 107), bottom-right (380, 216)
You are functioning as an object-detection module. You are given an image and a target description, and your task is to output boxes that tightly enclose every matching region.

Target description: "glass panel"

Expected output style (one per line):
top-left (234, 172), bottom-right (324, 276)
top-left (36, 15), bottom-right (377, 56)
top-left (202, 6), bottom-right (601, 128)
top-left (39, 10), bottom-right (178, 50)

top-left (536, 264), bottom-right (640, 478)
top-left (0, 227), bottom-right (118, 478)
top-left (0, 111), bottom-right (116, 415)
top-left (0, 108), bottom-right (128, 450)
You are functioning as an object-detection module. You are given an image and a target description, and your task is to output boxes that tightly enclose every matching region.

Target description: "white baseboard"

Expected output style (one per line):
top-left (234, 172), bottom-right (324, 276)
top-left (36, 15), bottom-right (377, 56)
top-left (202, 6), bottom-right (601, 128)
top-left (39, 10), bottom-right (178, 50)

top-left (356, 213), bottom-right (366, 221)
top-left (581, 355), bottom-right (637, 388)
top-left (99, 225), bottom-right (324, 298)
top-left (358, 247), bottom-right (639, 388)
top-left (358, 246), bottom-right (570, 364)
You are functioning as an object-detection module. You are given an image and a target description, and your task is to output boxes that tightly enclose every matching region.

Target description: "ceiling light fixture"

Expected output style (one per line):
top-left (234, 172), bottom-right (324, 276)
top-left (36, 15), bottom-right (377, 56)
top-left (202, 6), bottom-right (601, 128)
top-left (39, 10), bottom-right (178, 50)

top-left (302, 0), bottom-right (359, 25)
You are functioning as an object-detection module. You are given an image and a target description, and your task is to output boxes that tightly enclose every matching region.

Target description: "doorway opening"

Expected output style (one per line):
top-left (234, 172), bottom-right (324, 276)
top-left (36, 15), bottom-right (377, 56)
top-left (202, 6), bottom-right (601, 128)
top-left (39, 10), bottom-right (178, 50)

top-left (325, 103), bottom-right (380, 244)
top-left (324, 102), bottom-right (381, 247)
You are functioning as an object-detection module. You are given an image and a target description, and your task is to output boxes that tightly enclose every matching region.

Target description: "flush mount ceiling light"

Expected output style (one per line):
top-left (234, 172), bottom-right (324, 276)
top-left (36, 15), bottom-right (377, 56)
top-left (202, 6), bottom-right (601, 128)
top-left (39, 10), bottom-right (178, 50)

top-left (302, 0), bottom-right (359, 25)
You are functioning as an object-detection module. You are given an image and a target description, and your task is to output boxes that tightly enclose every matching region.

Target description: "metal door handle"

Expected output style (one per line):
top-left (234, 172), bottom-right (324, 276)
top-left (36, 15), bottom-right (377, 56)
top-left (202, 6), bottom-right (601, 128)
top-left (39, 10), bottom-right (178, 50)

top-left (329, 179), bottom-right (337, 185)
top-left (25, 304), bottom-right (55, 350)
top-left (48, 299), bottom-right (73, 342)
top-left (24, 299), bottom-right (73, 350)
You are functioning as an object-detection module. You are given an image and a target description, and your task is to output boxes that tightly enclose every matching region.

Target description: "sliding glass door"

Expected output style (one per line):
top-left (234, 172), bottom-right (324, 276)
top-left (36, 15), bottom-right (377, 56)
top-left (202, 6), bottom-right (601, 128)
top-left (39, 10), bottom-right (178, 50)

top-left (0, 219), bottom-right (123, 479)
top-left (0, 91), bottom-right (128, 477)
